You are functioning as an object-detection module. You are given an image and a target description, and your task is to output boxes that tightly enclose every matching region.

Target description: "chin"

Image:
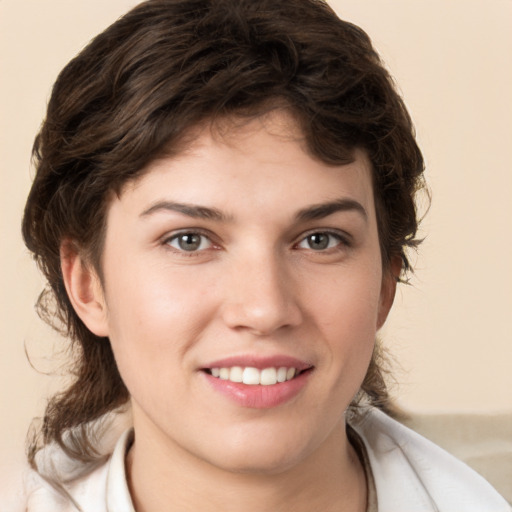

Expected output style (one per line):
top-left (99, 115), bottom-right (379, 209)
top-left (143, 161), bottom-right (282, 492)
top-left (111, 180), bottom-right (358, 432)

top-left (198, 423), bottom-right (321, 476)
top-left (211, 447), bottom-right (307, 476)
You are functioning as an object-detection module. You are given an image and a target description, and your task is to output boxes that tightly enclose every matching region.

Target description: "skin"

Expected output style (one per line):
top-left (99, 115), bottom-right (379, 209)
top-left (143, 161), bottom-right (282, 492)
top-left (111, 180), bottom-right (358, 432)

top-left (63, 112), bottom-right (397, 511)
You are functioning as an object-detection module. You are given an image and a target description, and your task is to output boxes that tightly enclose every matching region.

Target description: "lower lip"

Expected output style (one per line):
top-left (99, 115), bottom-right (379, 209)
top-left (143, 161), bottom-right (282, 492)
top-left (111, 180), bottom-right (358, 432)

top-left (203, 370), bottom-right (312, 409)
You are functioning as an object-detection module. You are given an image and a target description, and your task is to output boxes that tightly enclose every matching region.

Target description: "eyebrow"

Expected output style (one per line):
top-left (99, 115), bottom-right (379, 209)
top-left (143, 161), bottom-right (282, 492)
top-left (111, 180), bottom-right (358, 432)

top-left (296, 198), bottom-right (368, 222)
top-left (140, 198), bottom-right (367, 223)
top-left (140, 201), bottom-right (229, 221)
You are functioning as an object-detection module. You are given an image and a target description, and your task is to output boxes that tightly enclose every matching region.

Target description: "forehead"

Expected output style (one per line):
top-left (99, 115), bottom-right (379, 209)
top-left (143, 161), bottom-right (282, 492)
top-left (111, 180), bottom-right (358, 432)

top-left (119, 111), bottom-right (375, 213)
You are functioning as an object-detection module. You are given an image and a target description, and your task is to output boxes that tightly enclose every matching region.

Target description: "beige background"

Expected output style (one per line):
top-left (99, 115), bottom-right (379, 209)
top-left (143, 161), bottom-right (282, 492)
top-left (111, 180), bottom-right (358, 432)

top-left (1, 0), bottom-right (511, 504)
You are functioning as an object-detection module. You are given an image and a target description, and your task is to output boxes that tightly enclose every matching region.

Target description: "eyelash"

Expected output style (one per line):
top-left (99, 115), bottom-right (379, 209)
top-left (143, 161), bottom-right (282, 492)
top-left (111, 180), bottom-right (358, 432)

top-left (163, 230), bottom-right (217, 255)
top-left (294, 230), bottom-right (351, 252)
top-left (162, 229), bottom-right (351, 255)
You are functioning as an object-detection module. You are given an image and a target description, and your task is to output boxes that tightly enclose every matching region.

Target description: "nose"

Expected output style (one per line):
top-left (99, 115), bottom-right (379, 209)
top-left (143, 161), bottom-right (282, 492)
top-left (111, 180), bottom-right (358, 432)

top-left (220, 252), bottom-right (303, 336)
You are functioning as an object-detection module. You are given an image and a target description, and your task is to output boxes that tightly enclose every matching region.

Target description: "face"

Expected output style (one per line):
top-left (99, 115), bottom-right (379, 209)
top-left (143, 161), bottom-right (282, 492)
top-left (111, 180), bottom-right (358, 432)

top-left (77, 112), bottom-right (395, 475)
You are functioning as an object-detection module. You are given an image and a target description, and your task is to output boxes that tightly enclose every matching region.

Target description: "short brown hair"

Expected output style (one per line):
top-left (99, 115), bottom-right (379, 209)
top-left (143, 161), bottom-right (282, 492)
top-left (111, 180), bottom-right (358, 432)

top-left (23, 0), bottom-right (425, 464)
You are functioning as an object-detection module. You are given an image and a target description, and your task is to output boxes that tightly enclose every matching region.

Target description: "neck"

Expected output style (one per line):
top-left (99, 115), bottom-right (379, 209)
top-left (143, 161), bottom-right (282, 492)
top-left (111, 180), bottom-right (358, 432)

top-left (126, 419), bottom-right (367, 512)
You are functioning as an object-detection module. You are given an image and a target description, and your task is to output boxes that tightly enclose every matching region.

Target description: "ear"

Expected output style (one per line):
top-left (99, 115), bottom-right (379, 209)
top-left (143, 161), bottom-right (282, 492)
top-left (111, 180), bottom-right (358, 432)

top-left (60, 240), bottom-right (109, 337)
top-left (376, 255), bottom-right (401, 330)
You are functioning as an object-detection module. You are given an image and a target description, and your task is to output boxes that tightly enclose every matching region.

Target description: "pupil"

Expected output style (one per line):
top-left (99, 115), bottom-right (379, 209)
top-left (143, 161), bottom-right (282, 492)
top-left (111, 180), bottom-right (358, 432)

top-left (309, 233), bottom-right (329, 250)
top-left (179, 234), bottom-right (201, 251)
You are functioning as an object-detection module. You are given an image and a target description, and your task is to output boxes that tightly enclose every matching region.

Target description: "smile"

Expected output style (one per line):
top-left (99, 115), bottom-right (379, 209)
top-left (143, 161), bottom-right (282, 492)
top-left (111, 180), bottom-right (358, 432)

top-left (201, 356), bottom-right (314, 407)
top-left (206, 366), bottom-right (301, 386)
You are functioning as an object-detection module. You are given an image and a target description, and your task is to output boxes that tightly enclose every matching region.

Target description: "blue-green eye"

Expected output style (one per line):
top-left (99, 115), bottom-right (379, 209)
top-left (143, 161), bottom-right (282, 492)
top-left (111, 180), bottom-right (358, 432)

top-left (167, 232), bottom-right (212, 252)
top-left (298, 232), bottom-right (343, 251)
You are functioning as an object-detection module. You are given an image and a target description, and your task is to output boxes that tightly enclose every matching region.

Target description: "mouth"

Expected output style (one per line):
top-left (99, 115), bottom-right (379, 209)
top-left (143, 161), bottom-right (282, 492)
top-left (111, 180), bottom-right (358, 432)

top-left (201, 357), bottom-right (314, 408)
top-left (202, 366), bottom-right (312, 386)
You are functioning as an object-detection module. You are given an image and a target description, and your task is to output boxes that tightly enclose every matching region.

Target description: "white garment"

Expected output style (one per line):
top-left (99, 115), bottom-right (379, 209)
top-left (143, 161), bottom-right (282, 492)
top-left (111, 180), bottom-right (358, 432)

top-left (352, 409), bottom-right (511, 512)
top-left (15, 408), bottom-right (512, 512)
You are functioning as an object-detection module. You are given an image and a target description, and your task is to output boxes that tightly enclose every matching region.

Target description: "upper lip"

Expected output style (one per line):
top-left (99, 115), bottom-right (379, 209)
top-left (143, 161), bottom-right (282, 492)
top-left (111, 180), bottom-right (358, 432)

top-left (201, 355), bottom-right (314, 371)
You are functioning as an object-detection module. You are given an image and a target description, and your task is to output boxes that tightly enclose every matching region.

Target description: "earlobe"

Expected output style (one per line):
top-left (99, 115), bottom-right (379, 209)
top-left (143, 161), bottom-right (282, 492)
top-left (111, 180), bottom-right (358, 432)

top-left (376, 256), bottom-right (401, 330)
top-left (60, 240), bottom-right (109, 337)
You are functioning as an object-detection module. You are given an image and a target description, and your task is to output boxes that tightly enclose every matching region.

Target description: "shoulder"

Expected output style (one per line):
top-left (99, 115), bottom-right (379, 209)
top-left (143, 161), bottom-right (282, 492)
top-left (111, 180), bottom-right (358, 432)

top-left (20, 429), bottom-right (134, 512)
top-left (351, 408), bottom-right (511, 512)
top-left (23, 462), bottom-right (109, 512)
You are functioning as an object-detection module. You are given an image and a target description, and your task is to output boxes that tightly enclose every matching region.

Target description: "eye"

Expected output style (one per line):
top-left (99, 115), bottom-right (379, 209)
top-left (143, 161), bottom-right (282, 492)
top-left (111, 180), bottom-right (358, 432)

top-left (297, 232), bottom-right (345, 251)
top-left (166, 232), bottom-right (213, 252)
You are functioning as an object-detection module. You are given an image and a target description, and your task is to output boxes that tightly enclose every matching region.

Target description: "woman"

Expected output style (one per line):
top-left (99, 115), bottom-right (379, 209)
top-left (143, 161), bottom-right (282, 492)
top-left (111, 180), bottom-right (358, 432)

top-left (17, 0), bottom-right (510, 510)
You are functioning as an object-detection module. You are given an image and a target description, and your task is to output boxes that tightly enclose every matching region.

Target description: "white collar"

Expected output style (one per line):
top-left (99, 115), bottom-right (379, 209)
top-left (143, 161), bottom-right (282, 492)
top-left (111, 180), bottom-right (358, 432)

top-left (106, 428), bottom-right (135, 512)
top-left (352, 408), bottom-right (511, 512)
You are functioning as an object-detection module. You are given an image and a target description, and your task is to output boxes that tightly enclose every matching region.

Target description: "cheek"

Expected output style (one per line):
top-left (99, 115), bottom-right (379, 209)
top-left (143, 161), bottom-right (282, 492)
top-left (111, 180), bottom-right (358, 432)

top-left (102, 260), bottom-right (215, 389)
top-left (102, 275), bottom-right (199, 421)
top-left (105, 256), bottom-right (209, 333)
top-left (311, 264), bottom-right (383, 335)
top-left (307, 264), bottom-right (383, 381)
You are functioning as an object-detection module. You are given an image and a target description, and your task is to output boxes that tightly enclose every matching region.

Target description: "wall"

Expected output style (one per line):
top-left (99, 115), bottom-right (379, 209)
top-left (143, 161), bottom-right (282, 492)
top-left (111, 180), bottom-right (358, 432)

top-left (1, 0), bottom-right (511, 504)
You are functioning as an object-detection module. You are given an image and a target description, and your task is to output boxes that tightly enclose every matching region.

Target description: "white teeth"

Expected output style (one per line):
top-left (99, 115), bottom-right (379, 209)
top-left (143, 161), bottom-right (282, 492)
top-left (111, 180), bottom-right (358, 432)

top-left (260, 367), bottom-right (277, 386)
top-left (209, 366), bottom-right (300, 385)
top-left (229, 366), bottom-right (243, 383)
top-left (277, 367), bottom-right (287, 383)
top-left (286, 368), bottom-right (296, 380)
top-left (242, 367), bottom-right (260, 385)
